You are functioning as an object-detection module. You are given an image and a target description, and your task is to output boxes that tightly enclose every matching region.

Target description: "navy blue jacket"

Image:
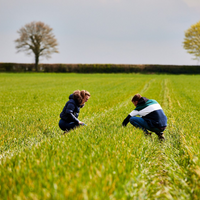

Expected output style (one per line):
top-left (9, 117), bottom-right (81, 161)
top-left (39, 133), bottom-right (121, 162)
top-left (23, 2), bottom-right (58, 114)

top-left (60, 94), bottom-right (81, 124)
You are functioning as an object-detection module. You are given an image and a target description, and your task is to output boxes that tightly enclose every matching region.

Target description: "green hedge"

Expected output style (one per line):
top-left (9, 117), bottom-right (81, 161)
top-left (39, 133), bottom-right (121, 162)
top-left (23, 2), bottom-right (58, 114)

top-left (0, 63), bottom-right (200, 74)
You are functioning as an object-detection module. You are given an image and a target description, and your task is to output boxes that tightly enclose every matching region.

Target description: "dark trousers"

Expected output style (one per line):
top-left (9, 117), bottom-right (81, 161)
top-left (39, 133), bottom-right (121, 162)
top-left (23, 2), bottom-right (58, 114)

top-left (59, 119), bottom-right (79, 131)
top-left (129, 116), bottom-right (166, 135)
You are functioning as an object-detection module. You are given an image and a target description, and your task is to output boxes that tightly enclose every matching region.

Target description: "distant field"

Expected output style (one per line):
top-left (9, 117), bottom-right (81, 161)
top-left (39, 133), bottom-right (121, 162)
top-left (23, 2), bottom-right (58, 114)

top-left (0, 73), bottom-right (200, 199)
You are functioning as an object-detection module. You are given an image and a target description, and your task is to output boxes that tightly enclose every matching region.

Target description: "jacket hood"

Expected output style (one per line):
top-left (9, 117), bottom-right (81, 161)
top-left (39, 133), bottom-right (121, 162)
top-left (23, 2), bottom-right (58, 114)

top-left (137, 97), bottom-right (149, 105)
top-left (68, 94), bottom-right (81, 107)
top-left (69, 94), bottom-right (73, 100)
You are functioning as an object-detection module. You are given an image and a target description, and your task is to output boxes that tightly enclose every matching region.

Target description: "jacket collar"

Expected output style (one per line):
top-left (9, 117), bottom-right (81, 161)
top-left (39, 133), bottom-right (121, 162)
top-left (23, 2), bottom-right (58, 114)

top-left (137, 97), bottom-right (149, 105)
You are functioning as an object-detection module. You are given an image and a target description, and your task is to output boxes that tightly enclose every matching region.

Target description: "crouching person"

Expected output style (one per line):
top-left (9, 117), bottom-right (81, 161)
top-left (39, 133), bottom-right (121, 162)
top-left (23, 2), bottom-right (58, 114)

top-left (122, 94), bottom-right (167, 141)
top-left (59, 90), bottom-right (90, 133)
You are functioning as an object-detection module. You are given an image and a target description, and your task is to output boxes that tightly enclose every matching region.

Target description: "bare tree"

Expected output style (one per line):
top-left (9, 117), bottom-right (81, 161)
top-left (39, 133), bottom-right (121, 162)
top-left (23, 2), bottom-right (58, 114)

top-left (15, 21), bottom-right (59, 71)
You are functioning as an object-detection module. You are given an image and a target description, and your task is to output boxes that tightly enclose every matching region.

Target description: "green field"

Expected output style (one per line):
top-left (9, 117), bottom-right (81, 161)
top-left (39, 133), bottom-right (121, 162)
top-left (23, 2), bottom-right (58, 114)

top-left (0, 73), bottom-right (200, 200)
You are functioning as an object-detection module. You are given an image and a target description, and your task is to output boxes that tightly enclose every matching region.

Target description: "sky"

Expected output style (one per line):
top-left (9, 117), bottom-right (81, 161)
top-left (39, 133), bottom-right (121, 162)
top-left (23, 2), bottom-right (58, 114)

top-left (0, 0), bottom-right (200, 65)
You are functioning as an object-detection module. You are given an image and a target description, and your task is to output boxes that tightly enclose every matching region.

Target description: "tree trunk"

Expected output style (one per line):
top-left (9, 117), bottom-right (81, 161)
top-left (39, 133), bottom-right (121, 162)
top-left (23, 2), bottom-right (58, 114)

top-left (35, 54), bottom-right (39, 72)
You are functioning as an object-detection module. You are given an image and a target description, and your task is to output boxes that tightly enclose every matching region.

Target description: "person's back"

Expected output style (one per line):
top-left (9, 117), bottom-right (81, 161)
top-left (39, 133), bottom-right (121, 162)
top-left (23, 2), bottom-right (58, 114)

top-left (122, 94), bottom-right (167, 141)
top-left (133, 97), bottom-right (167, 128)
top-left (60, 94), bottom-right (80, 123)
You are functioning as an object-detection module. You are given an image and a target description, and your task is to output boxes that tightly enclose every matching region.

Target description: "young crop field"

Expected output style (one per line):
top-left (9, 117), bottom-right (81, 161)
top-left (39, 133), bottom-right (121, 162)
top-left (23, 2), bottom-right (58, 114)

top-left (0, 73), bottom-right (200, 200)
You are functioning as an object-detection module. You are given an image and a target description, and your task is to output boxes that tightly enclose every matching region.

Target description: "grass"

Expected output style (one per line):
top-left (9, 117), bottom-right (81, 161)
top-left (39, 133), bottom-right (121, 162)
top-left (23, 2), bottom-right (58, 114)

top-left (0, 73), bottom-right (200, 200)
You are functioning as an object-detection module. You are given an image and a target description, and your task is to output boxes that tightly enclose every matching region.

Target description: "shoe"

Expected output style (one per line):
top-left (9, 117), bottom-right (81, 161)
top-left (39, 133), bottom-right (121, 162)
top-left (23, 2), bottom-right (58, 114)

top-left (158, 133), bottom-right (165, 141)
top-left (63, 129), bottom-right (69, 134)
top-left (144, 131), bottom-right (152, 136)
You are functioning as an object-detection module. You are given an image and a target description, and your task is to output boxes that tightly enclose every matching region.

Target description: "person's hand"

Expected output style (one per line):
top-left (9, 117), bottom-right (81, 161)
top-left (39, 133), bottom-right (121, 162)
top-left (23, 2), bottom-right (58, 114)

top-left (122, 115), bottom-right (131, 127)
top-left (79, 121), bottom-right (87, 126)
top-left (122, 122), bottom-right (126, 127)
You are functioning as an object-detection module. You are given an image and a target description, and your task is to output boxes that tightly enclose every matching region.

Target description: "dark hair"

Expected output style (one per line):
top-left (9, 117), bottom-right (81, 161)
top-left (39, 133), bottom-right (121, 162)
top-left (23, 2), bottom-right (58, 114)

top-left (132, 94), bottom-right (141, 102)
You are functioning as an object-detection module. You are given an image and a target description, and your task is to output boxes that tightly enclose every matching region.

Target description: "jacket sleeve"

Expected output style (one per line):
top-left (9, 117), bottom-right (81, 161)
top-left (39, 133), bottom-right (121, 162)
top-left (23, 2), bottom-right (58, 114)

top-left (65, 103), bottom-right (79, 124)
top-left (129, 110), bottom-right (139, 117)
top-left (122, 115), bottom-right (131, 126)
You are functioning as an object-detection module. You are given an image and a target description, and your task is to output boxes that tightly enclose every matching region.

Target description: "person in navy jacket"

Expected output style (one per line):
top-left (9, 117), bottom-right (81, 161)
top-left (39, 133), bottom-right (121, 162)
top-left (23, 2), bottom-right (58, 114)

top-left (122, 94), bottom-right (167, 140)
top-left (59, 90), bottom-right (90, 133)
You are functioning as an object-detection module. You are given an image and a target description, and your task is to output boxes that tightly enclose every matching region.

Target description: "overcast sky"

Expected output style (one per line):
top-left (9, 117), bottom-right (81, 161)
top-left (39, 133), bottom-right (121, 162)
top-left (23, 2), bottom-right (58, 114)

top-left (0, 0), bottom-right (200, 65)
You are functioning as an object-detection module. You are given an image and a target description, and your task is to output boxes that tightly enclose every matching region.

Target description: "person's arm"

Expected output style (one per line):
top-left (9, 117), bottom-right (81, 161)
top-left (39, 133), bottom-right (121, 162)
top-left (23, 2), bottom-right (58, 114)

top-left (65, 104), bottom-right (80, 124)
top-left (122, 110), bottom-right (139, 127)
top-left (122, 115), bottom-right (131, 126)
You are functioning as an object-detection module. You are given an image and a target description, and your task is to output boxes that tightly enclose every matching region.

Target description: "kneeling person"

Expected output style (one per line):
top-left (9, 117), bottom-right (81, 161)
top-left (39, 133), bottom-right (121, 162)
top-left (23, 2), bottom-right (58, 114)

top-left (122, 94), bottom-right (167, 140)
top-left (59, 90), bottom-right (90, 133)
